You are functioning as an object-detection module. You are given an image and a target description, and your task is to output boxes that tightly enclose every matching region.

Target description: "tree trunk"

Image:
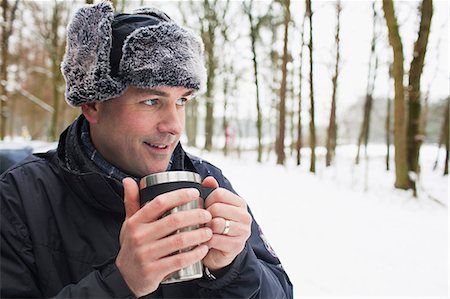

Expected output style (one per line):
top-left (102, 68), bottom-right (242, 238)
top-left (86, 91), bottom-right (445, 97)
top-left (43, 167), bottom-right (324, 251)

top-left (0, 0), bottom-right (7, 140)
top-left (441, 98), bottom-right (449, 175)
top-left (296, 7), bottom-right (307, 166)
top-left (382, 0), bottom-right (410, 189)
top-left (326, 0), bottom-right (341, 167)
top-left (110, 0), bottom-right (118, 10)
top-left (222, 85), bottom-right (229, 156)
top-left (120, 0), bottom-right (126, 12)
top-left (306, 0), bottom-right (316, 173)
top-left (386, 65), bottom-right (393, 171)
top-left (407, 0), bottom-right (433, 174)
top-left (186, 98), bottom-right (198, 147)
top-left (289, 65), bottom-right (295, 156)
top-left (386, 97), bottom-right (392, 171)
top-left (7, 8), bottom-right (23, 138)
top-left (203, 1), bottom-right (218, 152)
top-left (49, 0), bottom-right (62, 141)
top-left (356, 2), bottom-right (378, 165)
top-left (1, 0), bottom-right (19, 140)
top-left (246, 0), bottom-right (263, 162)
top-left (276, 0), bottom-right (290, 165)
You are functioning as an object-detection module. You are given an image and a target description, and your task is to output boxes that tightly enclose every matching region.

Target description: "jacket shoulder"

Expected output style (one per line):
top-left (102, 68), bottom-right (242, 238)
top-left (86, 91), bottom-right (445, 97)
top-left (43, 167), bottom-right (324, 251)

top-left (0, 150), bottom-right (57, 181)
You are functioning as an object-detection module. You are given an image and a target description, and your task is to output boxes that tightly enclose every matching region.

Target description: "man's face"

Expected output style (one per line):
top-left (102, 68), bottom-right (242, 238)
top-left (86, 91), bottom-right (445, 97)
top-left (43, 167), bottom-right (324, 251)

top-left (86, 85), bottom-right (193, 177)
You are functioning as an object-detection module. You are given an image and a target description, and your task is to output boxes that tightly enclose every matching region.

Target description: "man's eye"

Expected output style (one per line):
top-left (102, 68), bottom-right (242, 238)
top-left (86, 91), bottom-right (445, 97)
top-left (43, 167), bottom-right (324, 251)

top-left (176, 98), bottom-right (188, 106)
top-left (144, 99), bottom-right (158, 106)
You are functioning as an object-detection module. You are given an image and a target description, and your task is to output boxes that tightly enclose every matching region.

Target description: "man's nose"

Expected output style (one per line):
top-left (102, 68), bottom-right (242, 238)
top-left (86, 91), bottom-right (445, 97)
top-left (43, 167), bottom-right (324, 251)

top-left (157, 106), bottom-right (183, 135)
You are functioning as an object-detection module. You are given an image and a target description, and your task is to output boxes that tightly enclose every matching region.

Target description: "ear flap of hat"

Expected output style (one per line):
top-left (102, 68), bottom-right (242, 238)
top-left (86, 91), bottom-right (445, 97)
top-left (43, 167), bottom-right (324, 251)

top-left (61, 1), bottom-right (126, 107)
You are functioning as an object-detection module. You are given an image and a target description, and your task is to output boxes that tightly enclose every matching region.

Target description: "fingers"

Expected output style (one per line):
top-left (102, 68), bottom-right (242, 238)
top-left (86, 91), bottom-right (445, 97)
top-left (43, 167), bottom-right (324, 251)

top-left (204, 188), bottom-right (246, 209)
top-left (205, 234), bottom-right (247, 253)
top-left (202, 176), bottom-right (219, 189)
top-left (143, 228), bottom-right (213, 260)
top-left (206, 217), bottom-right (248, 237)
top-left (206, 203), bottom-right (251, 224)
top-left (157, 244), bottom-right (209, 279)
top-left (123, 178), bottom-right (140, 220)
top-left (149, 208), bottom-right (212, 240)
top-left (133, 188), bottom-right (200, 223)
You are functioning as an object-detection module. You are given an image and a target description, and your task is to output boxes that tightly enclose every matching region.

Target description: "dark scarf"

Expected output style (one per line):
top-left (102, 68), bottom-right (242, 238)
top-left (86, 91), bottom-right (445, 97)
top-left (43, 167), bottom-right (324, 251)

top-left (80, 119), bottom-right (140, 182)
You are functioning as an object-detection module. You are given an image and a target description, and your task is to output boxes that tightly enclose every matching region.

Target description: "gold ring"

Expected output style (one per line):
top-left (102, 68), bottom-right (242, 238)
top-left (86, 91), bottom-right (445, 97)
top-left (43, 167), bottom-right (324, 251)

top-left (222, 219), bottom-right (231, 235)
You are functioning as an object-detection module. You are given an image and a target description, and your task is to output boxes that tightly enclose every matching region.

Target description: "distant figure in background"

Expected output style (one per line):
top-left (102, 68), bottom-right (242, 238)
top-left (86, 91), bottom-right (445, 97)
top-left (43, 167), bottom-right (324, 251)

top-left (0, 2), bottom-right (292, 298)
top-left (225, 123), bottom-right (237, 151)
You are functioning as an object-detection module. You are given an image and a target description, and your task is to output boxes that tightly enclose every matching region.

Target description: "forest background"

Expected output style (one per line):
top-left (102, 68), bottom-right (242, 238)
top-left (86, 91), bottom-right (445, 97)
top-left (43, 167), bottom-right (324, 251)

top-left (1, 0), bottom-right (449, 192)
top-left (1, 0), bottom-right (449, 297)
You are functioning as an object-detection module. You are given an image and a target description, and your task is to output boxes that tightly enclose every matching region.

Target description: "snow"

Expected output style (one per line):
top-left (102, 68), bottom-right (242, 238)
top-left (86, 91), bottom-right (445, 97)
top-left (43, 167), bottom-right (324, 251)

top-left (1, 140), bottom-right (448, 298)
top-left (190, 145), bottom-right (449, 298)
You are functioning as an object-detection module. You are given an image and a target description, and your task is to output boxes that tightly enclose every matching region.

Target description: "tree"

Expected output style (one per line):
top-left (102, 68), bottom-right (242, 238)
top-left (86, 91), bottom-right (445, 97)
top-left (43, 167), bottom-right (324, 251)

top-left (295, 5), bottom-right (307, 166)
top-left (383, 0), bottom-right (434, 191)
top-left (217, 0), bottom-right (237, 157)
top-left (382, 0), bottom-right (409, 189)
top-left (442, 98), bottom-right (449, 175)
top-left (276, 0), bottom-right (290, 165)
top-left (178, 2), bottom-right (198, 147)
top-left (356, 1), bottom-right (379, 165)
top-left (407, 0), bottom-right (433, 174)
top-left (435, 98), bottom-right (449, 175)
top-left (306, 0), bottom-right (316, 173)
top-left (244, 0), bottom-right (270, 162)
top-left (198, 0), bottom-right (222, 152)
top-left (179, 1), bottom-right (230, 151)
top-left (385, 64), bottom-right (393, 171)
top-left (325, 0), bottom-right (342, 167)
top-left (1, 0), bottom-right (19, 140)
top-left (266, 4), bottom-right (284, 160)
top-left (48, 0), bottom-right (67, 141)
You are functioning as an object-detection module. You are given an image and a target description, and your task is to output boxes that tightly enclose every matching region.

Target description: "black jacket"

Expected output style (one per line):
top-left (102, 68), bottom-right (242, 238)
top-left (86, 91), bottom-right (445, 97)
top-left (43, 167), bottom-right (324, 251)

top-left (1, 117), bottom-right (293, 298)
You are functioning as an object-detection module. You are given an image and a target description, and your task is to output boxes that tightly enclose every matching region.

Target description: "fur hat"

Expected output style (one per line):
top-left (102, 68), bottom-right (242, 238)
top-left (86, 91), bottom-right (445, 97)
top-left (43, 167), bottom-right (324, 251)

top-left (61, 1), bottom-right (206, 107)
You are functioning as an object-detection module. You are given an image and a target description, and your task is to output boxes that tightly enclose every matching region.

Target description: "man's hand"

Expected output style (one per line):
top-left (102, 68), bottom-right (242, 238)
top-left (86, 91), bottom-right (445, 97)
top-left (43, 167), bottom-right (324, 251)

top-left (116, 178), bottom-right (212, 297)
top-left (202, 177), bottom-right (252, 271)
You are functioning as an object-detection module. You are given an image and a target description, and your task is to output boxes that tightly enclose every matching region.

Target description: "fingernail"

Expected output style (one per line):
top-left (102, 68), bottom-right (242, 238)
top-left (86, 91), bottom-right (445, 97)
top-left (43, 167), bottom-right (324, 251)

top-left (203, 210), bottom-right (212, 221)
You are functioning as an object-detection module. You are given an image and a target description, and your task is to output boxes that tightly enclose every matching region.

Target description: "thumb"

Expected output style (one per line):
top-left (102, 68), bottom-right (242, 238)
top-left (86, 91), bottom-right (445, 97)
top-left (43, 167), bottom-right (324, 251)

top-left (122, 177), bottom-right (140, 220)
top-left (202, 176), bottom-right (219, 189)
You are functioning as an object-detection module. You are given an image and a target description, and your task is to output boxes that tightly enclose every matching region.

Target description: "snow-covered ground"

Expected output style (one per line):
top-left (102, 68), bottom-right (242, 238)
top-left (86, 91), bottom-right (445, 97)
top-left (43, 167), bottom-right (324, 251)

top-left (191, 145), bottom-right (448, 298)
top-left (1, 140), bottom-right (448, 298)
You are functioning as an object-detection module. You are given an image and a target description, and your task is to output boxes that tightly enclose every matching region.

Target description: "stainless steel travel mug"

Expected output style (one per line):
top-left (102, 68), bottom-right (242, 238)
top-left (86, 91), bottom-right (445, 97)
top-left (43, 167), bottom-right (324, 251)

top-left (139, 171), bottom-right (207, 284)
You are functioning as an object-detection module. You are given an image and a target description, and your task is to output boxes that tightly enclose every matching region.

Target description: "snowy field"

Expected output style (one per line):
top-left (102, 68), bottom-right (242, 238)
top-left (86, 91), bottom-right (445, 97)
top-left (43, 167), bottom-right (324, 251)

top-left (1, 140), bottom-right (448, 298)
top-left (190, 145), bottom-right (449, 299)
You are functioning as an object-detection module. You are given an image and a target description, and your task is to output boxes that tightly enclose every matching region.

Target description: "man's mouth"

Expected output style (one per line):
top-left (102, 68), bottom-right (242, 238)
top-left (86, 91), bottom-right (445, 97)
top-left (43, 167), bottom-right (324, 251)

top-left (144, 142), bottom-right (169, 149)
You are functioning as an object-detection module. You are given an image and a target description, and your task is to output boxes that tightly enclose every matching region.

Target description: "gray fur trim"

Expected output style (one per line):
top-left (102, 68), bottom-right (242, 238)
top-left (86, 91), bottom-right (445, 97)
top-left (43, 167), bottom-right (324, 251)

top-left (120, 22), bottom-right (206, 92)
top-left (61, 2), bottom-right (206, 107)
top-left (61, 2), bottom-right (126, 107)
top-left (132, 7), bottom-right (172, 21)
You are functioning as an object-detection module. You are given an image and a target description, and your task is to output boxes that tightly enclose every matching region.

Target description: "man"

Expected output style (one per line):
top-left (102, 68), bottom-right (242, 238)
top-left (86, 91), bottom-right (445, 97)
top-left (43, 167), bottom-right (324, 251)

top-left (0, 2), bottom-right (292, 298)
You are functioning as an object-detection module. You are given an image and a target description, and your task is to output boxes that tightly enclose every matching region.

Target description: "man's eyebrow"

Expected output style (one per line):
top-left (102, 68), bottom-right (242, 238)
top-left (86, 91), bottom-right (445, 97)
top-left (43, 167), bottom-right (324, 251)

top-left (137, 88), bottom-right (168, 97)
top-left (183, 90), bottom-right (195, 97)
top-left (136, 88), bottom-right (195, 97)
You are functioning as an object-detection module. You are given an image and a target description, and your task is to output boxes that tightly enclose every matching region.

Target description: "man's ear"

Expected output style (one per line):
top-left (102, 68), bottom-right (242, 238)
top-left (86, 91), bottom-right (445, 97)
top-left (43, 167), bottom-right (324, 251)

top-left (81, 103), bottom-right (100, 124)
